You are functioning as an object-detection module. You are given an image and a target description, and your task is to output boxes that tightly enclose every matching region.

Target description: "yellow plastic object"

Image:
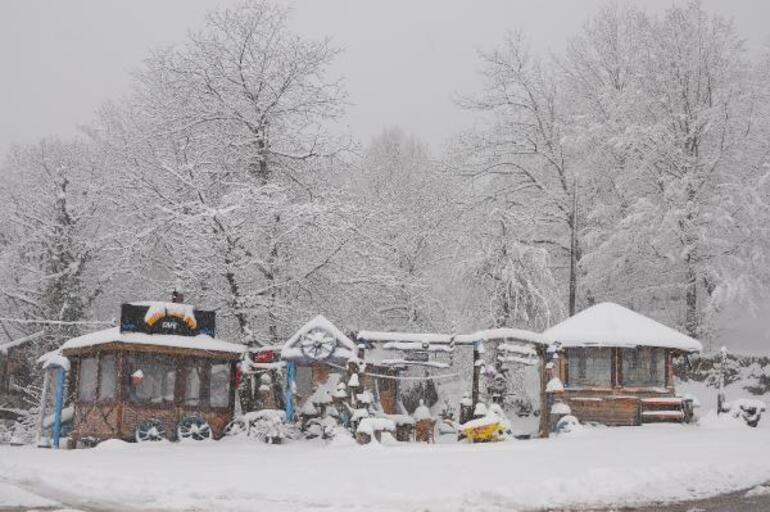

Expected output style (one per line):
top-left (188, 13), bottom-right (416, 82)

top-left (462, 421), bottom-right (504, 443)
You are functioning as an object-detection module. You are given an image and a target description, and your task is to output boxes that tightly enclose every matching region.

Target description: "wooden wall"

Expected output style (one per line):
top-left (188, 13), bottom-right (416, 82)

top-left (67, 348), bottom-right (236, 442)
top-left (554, 348), bottom-right (678, 426)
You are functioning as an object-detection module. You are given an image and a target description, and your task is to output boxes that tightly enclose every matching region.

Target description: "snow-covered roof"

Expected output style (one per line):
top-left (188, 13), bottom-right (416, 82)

top-left (382, 341), bottom-right (453, 353)
top-left (60, 327), bottom-right (244, 355)
top-left (454, 328), bottom-right (546, 345)
top-left (358, 327), bottom-right (545, 347)
top-left (357, 331), bottom-right (453, 344)
top-left (542, 302), bottom-right (702, 352)
top-left (281, 315), bottom-right (356, 362)
top-left (37, 350), bottom-right (70, 370)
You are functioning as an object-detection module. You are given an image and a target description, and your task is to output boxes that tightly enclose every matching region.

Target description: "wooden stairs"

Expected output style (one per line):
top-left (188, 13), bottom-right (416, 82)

top-left (640, 397), bottom-right (689, 423)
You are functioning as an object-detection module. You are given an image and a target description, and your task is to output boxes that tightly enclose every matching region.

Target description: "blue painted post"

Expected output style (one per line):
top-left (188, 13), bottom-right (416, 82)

top-left (285, 361), bottom-right (295, 422)
top-left (52, 366), bottom-right (66, 449)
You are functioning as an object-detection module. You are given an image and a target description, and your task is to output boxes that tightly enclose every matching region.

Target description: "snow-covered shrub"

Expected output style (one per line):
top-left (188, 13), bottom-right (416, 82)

top-left (400, 378), bottom-right (439, 414)
top-left (0, 421), bottom-right (12, 445)
top-left (676, 353), bottom-right (770, 396)
top-left (726, 399), bottom-right (766, 428)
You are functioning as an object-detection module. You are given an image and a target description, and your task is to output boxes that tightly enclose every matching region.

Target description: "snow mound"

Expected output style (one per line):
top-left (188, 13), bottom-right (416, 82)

top-left (746, 485), bottom-right (770, 498)
top-left (96, 439), bottom-right (132, 451)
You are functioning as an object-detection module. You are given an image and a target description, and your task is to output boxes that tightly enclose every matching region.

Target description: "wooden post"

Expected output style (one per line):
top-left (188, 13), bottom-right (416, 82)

top-left (285, 361), bottom-right (296, 422)
top-left (52, 366), bottom-right (66, 449)
top-left (568, 177), bottom-right (578, 316)
top-left (471, 341), bottom-right (481, 407)
top-left (538, 347), bottom-right (550, 439)
top-left (35, 369), bottom-right (51, 447)
top-left (717, 347), bottom-right (727, 415)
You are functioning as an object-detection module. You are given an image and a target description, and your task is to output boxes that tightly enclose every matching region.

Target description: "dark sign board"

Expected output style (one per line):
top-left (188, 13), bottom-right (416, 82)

top-left (120, 303), bottom-right (216, 337)
top-left (404, 351), bottom-right (430, 363)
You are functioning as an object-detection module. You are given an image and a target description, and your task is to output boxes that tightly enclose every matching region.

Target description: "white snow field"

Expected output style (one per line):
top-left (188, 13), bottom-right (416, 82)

top-left (1, 418), bottom-right (769, 512)
top-left (0, 480), bottom-right (59, 509)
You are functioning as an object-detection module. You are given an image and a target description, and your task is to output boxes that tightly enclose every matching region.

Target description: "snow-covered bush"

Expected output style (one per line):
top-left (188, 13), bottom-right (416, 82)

top-left (676, 353), bottom-right (770, 395)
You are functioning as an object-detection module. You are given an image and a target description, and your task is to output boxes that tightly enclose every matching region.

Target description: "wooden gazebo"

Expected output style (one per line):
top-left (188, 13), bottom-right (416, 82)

top-left (60, 300), bottom-right (244, 443)
top-left (543, 302), bottom-right (702, 426)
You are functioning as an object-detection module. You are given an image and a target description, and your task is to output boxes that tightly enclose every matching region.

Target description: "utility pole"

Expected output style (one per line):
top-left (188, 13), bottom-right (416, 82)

top-left (568, 178), bottom-right (578, 316)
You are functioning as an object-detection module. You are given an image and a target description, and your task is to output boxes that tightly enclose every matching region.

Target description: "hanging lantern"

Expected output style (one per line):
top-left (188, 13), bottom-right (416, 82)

top-left (131, 369), bottom-right (144, 387)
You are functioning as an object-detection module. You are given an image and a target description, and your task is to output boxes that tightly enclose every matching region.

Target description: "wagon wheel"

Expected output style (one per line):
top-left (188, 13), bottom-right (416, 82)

top-left (555, 415), bottom-right (580, 434)
top-left (248, 417), bottom-right (275, 443)
top-left (223, 418), bottom-right (248, 437)
top-left (299, 328), bottom-right (336, 361)
top-left (177, 416), bottom-right (212, 441)
top-left (135, 419), bottom-right (168, 443)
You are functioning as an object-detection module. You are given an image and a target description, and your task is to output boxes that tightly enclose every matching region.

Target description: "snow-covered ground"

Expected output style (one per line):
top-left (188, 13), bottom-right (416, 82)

top-left (0, 480), bottom-right (59, 509)
top-left (1, 414), bottom-right (769, 512)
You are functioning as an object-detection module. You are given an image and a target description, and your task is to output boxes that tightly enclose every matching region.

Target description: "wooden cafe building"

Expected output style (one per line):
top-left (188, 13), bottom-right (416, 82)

top-left (543, 302), bottom-right (702, 426)
top-left (59, 300), bottom-right (244, 443)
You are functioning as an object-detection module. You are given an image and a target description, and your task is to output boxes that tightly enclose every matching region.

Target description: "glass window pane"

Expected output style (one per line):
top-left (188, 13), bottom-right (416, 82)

top-left (209, 363), bottom-right (230, 408)
top-left (99, 354), bottom-right (117, 400)
top-left (184, 363), bottom-right (203, 406)
top-left (566, 348), bottom-right (612, 387)
top-left (622, 348), bottom-right (666, 387)
top-left (78, 357), bottom-right (98, 401)
top-left (128, 355), bottom-right (177, 404)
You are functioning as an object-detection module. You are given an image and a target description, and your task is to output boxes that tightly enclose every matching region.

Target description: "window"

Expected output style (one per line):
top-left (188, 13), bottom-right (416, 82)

top-left (78, 357), bottom-right (98, 401)
top-left (184, 363), bottom-right (205, 406)
top-left (622, 348), bottom-right (666, 388)
top-left (209, 363), bottom-right (231, 408)
top-left (99, 354), bottom-right (117, 400)
top-left (566, 348), bottom-right (612, 387)
top-left (128, 355), bottom-right (177, 405)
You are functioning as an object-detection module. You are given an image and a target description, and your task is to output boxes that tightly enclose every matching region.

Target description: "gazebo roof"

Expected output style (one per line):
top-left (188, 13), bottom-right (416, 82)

top-left (60, 327), bottom-right (245, 355)
top-left (281, 315), bottom-right (357, 362)
top-left (542, 302), bottom-right (702, 352)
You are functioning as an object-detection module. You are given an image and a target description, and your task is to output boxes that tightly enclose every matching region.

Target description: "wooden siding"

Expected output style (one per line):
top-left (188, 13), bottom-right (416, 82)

top-left (68, 348), bottom-right (236, 442)
top-left (555, 348), bottom-right (679, 426)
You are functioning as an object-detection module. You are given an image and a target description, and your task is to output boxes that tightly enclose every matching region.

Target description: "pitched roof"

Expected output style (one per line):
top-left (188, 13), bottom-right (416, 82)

top-left (542, 302), bottom-right (702, 352)
top-left (59, 327), bottom-right (244, 355)
top-left (281, 315), bottom-right (356, 362)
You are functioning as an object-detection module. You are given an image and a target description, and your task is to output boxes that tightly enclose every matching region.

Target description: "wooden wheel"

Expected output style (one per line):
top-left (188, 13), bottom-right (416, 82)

top-left (177, 416), bottom-right (212, 441)
top-left (555, 415), bottom-right (580, 434)
top-left (299, 328), bottom-right (336, 361)
top-left (135, 419), bottom-right (167, 442)
top-left (223, 418), bottom-right (248, 437)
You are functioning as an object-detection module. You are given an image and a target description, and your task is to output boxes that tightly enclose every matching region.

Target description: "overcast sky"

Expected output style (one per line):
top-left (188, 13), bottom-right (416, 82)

top-left (1, 0), bottom-right (768, 157)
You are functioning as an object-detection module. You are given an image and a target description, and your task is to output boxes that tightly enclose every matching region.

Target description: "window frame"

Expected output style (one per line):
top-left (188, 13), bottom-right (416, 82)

top-left (564, 347), bottom-right (614, 389)
top-left (620, 347), bottom-right (668, 389)
top-left (180, 358), bottom-right (210, 408)
top-left (77, 356), bottom-right (99, 403)
top-left (75, 352), bottom-right (120, 404)
top-left (126, 353), bottom-right (179, 408)
top-left (208, 361), bottom-right (232, 410)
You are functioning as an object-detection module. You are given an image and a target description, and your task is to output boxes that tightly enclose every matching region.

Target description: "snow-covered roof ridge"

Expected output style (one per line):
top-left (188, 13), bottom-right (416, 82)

top-left (281, 314), bottom-right (356, 361)
top-left (542, 302), bottom-right (702, 352)
top-left (60, 327), bottom-right (244, 354)
top-left (358, 327), bottom-right (545, 346)
top-left (357, 331), bottom-right (453, 344)
top-left (454, 328), bottom-right (546, 345)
